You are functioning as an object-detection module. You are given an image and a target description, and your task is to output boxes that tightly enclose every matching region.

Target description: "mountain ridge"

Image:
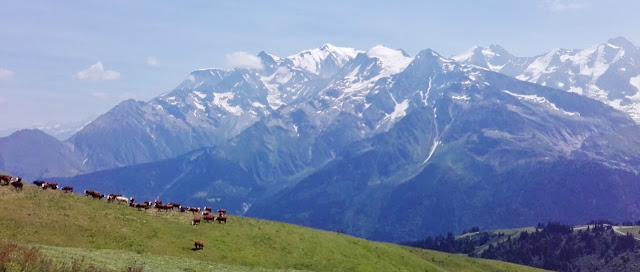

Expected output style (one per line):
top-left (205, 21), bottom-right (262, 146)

top-left (453, 36), bottom-right (640, 121)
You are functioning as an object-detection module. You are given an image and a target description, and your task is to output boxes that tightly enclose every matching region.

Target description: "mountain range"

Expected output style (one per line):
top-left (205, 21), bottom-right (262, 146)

top-left (3, 38), bottom-right (640, 242)
top-left (453, 37), bottom-right (640, 121)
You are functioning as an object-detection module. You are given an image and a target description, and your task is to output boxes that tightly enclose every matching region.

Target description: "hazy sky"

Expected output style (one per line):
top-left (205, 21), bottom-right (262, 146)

top-left (1, 0), bottom-right (639, 133)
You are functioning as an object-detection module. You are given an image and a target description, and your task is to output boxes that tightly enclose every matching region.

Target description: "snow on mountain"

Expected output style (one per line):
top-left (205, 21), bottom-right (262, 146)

top-left (285, 43), bottom-right (362, 76)
top-left (454, 37), bottom-right (640, 122)
top-left (268, 45), bottom-right (415, 138)
top-left (11, 41), bottom-right (632, 179)
top-left (365, 45), bottom-right (413, 75)
top-left (452, 44), bottom-right (527, 72)
top-left (147, 44), bottom-right (365, 141)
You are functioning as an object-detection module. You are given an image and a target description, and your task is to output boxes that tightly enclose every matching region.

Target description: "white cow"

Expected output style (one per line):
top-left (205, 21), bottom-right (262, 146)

top-left (115, 196), bottom-right (129, 204)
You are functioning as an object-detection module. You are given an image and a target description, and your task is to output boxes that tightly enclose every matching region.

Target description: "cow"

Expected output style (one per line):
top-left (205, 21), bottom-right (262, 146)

top-left (41, 182), bottom-right (58, 190)
top-left (155, 204), bottom-right (173, 212)
top-left (129, 197), bottom-right (135, 204)
top-left (0, 175), bottom-right (11, 186)
top-left (216, 216), bottom-right (227, 224)
top-left (187, 207), bottom-right (201, 214)
top-left (203, 214), bottom-right (216, 223)
top-left (61, 186), bottom-right (73, 193)
top-left (217, 209), bottom-right (227, 217)
top-left (130, 202), bottom-right (150, 211)
top-left (194, 240), bottom-right (204, 250)
top-left (168, 202), bottom-right (181, 209)
top-left (10, 179), bottom-right (23, 191)
top-left (204, 207), bottom-right (212, 212)
top-left (32, 180), bottom-right (45, 187)
top-left (154, 200), bottom-right (163, 206)
top-left (192, 217), bottom-right (201, 225)
top-left (107, 194), bottom-right (122, 202)
top-left (115, 196), bottom-right (129, 204)
top-left (202, 211), bottom-right (210, 216)
top-left (84, 190), bottom-right (104, 199)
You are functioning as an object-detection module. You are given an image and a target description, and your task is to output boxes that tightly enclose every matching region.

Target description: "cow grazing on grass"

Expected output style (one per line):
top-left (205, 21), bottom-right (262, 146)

top-left (194, 240), bottom-right (204, 250)
top-left (41, 182), bottom-right (58, 190)
top-left (32, 180), bottom-right (45, 187)
top-left (0, 175), bottom-right (11, 186)
top-left (10, 180), bottom-right (23, 191)
top-left (155, 204), bottom-right (173, 212)
top-left (216, 216), bottom-right (227, 224)
top-left (187, 207), bottom-right (201, 214)
top-left (84, 190), bottom-right (104, 199)
top-left (107, 194), bottom-right (122, 202)
top-left (115, 196), bottom-right (129, 204)
top-left (61, 186), bottom-right (73, 193)
top-left (203, 215), bottom-right (216, 223)
top-left (168, 203), bottom-right (181, 209)
top-left (130, 202), bottom-right (150, 211)
top-left (192, 217), bottom-right (201, 225)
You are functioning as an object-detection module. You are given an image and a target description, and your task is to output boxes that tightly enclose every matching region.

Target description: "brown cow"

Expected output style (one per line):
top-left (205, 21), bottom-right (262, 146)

top-left (187, 207), bottom-right (201, 214)
top-left (155, 204), bottom-right (173, 212)
top-left (204, 207), bottom-right (212, 212)
top-left (130, 202), bottom-right (150, 210)
top-left (61, 186), bottom-right (73, 193)
top-left (192, 217), bottom-right (201, 225)
top-left (217, 209), bottom-right (227, 216)
top-left (32, 180), bottom-right (45, 187)
top-left (84, 190), bottom-right (104, 199)
top-left (42, 182), bottom-right (58, 190)
top-left (0, 175), bottom-right (11, 186)
top-left (203, 214), bottom-right (216, 223)
top-left (194, 240), bottom-right (204, 250)
top-left (168, 202), bottom-right (181, 209)
top-left (216, 216), bottom-right (227, 224)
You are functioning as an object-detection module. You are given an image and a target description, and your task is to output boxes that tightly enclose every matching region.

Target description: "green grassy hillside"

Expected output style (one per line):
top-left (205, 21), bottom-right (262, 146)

top-left (0, 186), bottom-right (548, 272)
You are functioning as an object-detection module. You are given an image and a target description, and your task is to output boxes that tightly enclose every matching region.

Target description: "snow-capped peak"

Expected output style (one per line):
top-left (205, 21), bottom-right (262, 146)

top-left (453, 44), bottom-right (511, 61)
top-left (365, 45), bottom-right (413, 75)
top-left (320, 43), bottom-right (361, 66)
top-left (451, 44), bottom-right (516, 72)
top-left (286, 44), bottom-right (362, 75)
top-left (452, 46), bottom-right (480, 63)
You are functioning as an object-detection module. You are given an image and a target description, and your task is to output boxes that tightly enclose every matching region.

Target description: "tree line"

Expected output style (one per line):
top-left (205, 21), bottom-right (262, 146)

top-left (404, 221), bottom-right (640, 272)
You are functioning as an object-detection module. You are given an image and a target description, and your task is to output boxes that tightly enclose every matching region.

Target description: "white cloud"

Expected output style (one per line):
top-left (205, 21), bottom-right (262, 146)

top-left (74, 61), bottom-right (120, 81)
top-left (225, 51), bottom-right (263, 70)
top-left (542, 0), bottom-right (589, 11)
top-left (0, 67), bottom-right (14, 81)
top-left (146, 56), bottom-right (158, 67)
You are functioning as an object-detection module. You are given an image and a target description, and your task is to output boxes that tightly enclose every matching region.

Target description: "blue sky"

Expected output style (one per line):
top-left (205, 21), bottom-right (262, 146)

top-left (1, 0), bottom-right (638, 133)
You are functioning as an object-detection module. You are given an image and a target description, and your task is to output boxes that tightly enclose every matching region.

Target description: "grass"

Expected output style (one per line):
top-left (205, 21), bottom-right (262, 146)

top-left (0, 240), bottom-right (123, 272)
top-left (0, 186), bottom-right (549, 272)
